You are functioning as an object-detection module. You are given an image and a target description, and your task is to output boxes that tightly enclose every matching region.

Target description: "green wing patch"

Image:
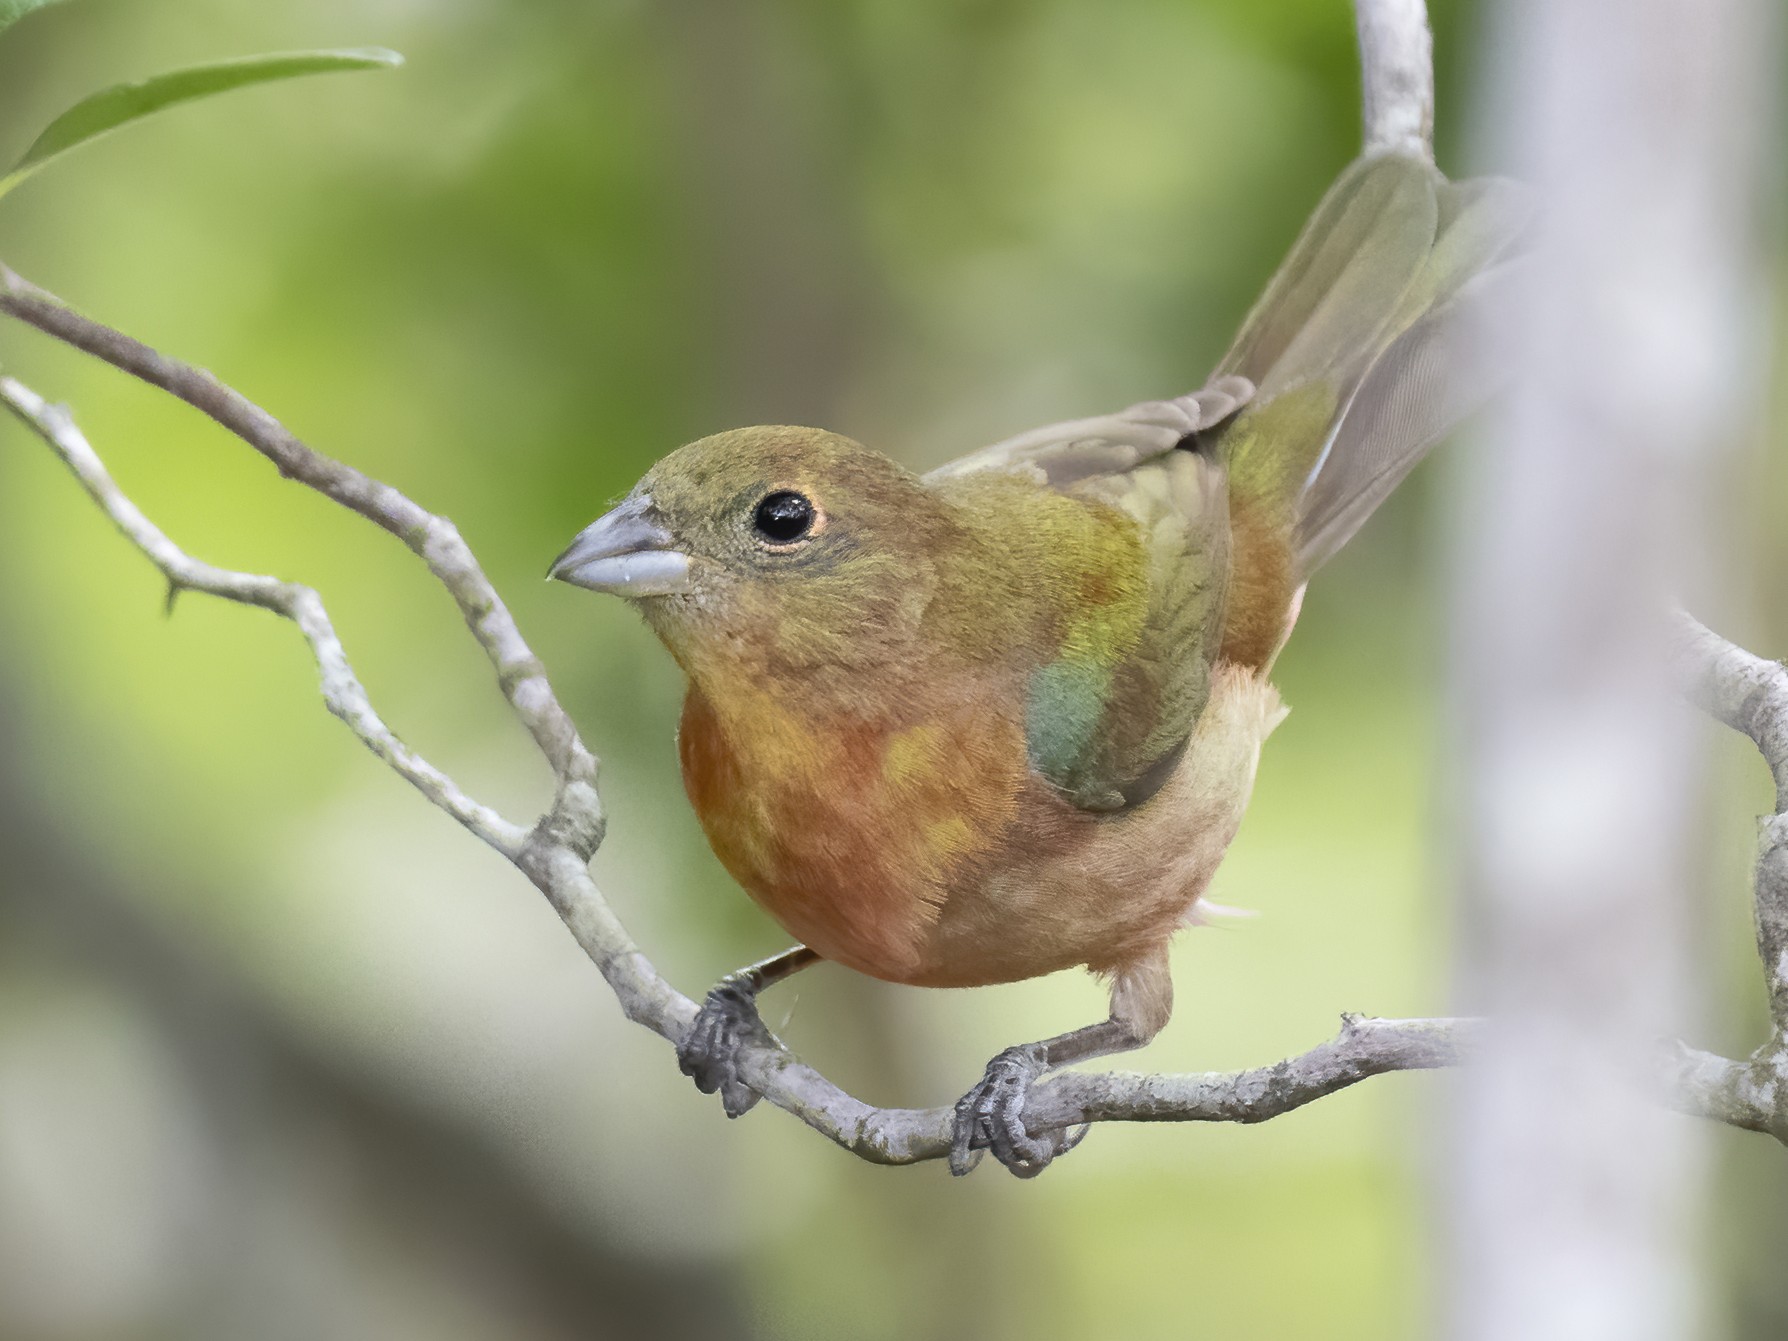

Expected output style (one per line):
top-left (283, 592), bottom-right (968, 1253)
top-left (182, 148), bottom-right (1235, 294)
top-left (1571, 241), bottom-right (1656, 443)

top-left (1018, 449), bottom-right (1230, 812)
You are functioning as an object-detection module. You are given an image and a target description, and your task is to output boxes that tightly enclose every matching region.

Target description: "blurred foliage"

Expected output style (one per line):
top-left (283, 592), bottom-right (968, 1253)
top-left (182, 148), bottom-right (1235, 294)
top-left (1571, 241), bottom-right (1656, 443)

top-left (0, 0), bottom-right (69, 33)
top-left (0, 1), bottom-right (1781, 1339)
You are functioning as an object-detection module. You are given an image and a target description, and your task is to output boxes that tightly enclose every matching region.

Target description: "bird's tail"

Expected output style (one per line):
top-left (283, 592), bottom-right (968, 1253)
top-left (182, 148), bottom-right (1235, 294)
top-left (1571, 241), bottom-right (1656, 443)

top-left (1209, 152), bottom-right (1531, 669)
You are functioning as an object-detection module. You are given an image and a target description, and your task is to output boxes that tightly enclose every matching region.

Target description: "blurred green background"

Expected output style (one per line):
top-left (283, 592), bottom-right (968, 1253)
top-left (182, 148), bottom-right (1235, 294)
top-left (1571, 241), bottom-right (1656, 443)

top-left (0, 1), bottom-right (1783, 1337)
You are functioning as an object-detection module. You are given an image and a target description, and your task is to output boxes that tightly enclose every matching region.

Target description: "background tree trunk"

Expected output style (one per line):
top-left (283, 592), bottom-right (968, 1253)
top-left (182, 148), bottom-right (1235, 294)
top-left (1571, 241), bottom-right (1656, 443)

top-left (1448, 2), bottom-right (1772, 1337)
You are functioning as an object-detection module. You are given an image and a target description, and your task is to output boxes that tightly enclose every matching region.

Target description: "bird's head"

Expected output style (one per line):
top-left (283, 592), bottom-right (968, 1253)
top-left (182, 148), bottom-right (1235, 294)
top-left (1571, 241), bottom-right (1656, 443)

top-left (550, 426), bottom-right (957, 677)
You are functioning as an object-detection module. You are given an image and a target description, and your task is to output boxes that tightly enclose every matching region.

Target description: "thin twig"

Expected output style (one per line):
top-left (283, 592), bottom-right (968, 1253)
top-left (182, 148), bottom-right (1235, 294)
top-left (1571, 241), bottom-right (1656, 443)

top-left (0, 361), bottom-right (695, 1049)
top-left (0, 375), bottom-right (528, 859)
top-left (0, 263), bottom-right (603, 853)
top-left (743, 1015), bottom-right (1481, 1166)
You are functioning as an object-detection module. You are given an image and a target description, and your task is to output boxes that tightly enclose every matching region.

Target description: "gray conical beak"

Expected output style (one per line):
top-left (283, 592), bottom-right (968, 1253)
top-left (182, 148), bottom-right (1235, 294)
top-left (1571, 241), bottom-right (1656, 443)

top-left (548, 494), bottom-right (693, 596)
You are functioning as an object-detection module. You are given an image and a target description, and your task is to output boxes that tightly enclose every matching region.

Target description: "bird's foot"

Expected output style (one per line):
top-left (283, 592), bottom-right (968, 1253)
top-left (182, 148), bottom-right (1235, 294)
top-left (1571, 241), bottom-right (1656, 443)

top-left (949, 1044), bottom-right (1090, 1178)
top-left (678, 974), bottom-right (772, 1118)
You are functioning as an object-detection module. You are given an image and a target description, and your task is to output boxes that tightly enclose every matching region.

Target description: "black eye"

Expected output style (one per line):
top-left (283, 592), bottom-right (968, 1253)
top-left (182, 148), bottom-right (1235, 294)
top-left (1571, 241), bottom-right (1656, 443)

top-left (753, 490), bottom-right (815, 544)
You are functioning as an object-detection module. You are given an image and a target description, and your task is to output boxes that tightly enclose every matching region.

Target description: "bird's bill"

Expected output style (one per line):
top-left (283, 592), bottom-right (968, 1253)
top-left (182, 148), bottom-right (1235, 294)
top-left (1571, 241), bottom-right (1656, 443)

top-left (548, 494), bottom-right (693, 596)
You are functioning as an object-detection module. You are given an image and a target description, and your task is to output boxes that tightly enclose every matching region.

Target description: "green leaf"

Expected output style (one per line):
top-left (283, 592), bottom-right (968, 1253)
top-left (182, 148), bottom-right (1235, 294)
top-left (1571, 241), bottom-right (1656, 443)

top-left (0, 47), bottom-right (404, 199)
top-left (0, 0), bottom-right (72, 38)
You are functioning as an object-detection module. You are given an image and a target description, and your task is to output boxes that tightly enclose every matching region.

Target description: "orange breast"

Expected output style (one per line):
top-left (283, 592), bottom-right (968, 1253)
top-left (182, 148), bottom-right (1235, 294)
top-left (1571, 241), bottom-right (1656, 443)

top-left (677, 685), bottom-right (1026, 982)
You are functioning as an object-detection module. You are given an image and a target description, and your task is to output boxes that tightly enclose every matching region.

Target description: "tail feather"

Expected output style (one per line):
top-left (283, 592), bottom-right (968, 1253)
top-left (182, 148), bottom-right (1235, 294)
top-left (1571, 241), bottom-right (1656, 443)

top-left (1219, 155), bottom-right (1440, 400)
top-left (1212, 154), bottom-right (1532, 666)
top-left (1296, 175), bottom-right (1532, 567)
top-left (1297, 250), bottom-right (1529, 571)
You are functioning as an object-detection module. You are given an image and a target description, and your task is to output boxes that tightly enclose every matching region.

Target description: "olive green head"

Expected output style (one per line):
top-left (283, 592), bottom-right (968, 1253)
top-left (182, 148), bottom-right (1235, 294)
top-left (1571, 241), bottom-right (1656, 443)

top-left (550, 426), bottom-right (955, 674)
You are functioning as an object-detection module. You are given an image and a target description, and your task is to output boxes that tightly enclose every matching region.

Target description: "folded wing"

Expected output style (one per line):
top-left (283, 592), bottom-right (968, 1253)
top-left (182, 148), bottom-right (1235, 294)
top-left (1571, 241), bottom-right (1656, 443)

top-left (923, 152), bottom-right (1530, 807)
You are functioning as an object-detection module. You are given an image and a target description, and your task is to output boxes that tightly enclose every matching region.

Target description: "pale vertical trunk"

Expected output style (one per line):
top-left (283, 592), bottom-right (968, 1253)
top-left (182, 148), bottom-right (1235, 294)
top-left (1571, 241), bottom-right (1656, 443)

top-left (1448, 2), bottom-right (1769, 1339)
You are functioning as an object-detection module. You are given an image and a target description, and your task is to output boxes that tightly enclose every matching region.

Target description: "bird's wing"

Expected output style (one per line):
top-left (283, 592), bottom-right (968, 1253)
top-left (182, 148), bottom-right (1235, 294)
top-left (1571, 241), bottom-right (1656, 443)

top-left (919, 372), bottom-right (1256, 812)
top-left (928, 441), bottom-right (1231, 814)
top-left (1030, 448), bottom-right (1231, 812)
top-left (921, 375), bottom-right (1254, 490)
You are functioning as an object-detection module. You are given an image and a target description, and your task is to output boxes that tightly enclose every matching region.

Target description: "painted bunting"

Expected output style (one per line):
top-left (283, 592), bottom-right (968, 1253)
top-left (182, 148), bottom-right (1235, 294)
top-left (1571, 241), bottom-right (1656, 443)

top-left (552, 150), bottom-right (1527, 1175)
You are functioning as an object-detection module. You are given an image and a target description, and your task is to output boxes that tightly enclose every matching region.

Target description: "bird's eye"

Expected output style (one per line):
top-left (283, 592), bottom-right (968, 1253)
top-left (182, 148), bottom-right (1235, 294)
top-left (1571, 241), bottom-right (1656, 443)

top-left (752, 490), bottom-right (816, 544)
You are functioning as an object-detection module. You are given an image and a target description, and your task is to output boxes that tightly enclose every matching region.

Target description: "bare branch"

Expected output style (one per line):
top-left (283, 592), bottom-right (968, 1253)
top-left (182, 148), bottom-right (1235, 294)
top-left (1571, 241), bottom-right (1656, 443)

top-left (1674, 613), bottom-right (1788, 811)
top-left (1657, 1041), bottom-right (1787, 1142)
top-left (1354, 0), bottom-right (1435, 159)
top-left (0, 375), bottom-right (529, 859)
top-left (717, 1014), bottom-right (1482, 1166)
top-left (0, 360), bottom-right (694, 1048)
top-left (1673, 613), bottom-right (1788, 1086)
top-left (0, 263), bottom-right (603, 854)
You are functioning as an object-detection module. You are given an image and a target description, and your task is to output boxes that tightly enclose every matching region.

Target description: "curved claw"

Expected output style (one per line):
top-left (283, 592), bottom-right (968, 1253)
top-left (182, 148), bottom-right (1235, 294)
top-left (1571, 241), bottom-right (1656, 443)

top-left (948, 1045), bottom-right (1088, 1178)
top-left (677, 977), bottom-right (769, 1117)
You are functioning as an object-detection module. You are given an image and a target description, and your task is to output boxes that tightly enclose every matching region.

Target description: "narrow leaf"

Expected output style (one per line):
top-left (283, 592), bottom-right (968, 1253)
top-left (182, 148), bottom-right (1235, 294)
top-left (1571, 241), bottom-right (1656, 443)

top-left (0, 47), bottom-right (403, 198)
top-left (0, 0), bottom-right (72, 38)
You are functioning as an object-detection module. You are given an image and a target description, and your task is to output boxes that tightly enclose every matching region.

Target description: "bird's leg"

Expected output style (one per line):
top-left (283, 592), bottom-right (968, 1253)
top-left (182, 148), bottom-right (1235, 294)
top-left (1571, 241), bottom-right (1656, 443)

top-left (678, 944), bottom-right (819, 1118)
top-left (950, 947), bottom-right (1172, 1178)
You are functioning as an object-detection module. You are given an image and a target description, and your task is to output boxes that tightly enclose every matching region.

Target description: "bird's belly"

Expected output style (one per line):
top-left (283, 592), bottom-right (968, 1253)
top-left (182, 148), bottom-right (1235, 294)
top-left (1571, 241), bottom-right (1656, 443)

top-left (678, 664), bottom-right (1286, 988)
